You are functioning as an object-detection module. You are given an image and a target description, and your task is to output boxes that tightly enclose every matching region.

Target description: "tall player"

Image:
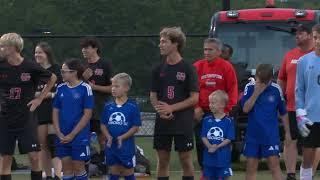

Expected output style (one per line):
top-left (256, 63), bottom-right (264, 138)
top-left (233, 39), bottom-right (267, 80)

top-left (295, 24), bottom-right (320, 180)
top-left (0, 33), bottom-right (57, 180)
top-left (277, 25), bottom-right (314, 180)
top-left (150, 27), bottom-right (199, 180)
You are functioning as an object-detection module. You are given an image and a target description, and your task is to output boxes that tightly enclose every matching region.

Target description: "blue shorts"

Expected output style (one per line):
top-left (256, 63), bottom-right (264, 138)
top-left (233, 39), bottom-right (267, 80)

top-left (243, 142), bottom-right (280, 159)
top-left (56, 144), bottom-right (90, 161)
top-left (106, 148), bottom-right (136, 168)
top-left (203, 166), bottom-right (233, 179)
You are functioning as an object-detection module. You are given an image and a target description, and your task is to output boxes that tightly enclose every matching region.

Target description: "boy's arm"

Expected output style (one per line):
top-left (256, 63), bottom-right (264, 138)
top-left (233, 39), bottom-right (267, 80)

top-left (201, 137), bottom-right (212, 149)
top-left (89, 83), bottom-right (111, 94)
top-left (118, 126), bottom-right (140, 140)
top-left (243, 81), bottom-right (267, 113)
top-left (100, 124), bottom-right (112, 139)
top-left (217, 139), bottom-right (231, 149)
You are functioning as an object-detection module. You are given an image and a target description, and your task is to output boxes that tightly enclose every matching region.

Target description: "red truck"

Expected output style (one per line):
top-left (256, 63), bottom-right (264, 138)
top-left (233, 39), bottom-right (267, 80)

top-left (209, 0), bottom-right (320, 161)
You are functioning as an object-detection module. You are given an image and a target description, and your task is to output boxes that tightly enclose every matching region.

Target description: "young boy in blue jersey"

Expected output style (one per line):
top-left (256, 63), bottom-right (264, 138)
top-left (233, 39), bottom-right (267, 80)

top-left (201, 90), bottom-right (235, 180)
top-left (52, 59), bottom-right (94, 180)
top-left (101, 73), bottom-right (141, 180)
top-left (241, 64), bottom-right (291, 180)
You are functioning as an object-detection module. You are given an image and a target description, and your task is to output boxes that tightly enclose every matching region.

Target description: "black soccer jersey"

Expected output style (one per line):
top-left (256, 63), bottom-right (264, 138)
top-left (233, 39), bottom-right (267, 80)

top-left (36, 63), bottom-right (62, 93)
top-left (0, 59), bottom-right (51, 129)
top-left (84, 59), bottom-right (112, 119)
top-left (151, 59), bottom-right (199, 134)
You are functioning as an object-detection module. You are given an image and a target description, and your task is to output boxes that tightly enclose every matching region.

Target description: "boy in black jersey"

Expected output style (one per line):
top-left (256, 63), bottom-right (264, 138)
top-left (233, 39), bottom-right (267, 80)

top-left (80, 37), bottom-right (112, 172)
top-left (0, 33), bottom-right (57, 180)
top-left (150, 27), bottom-right (199, 180)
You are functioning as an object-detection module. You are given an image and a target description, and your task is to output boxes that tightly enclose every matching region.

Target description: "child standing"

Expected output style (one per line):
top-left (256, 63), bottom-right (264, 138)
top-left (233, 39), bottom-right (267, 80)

top-left (52, 59), bottom-right (94, 180)
top-left (241, 64), bottom-right (290, 180)
top-left (201, 90), bottom-right (235, 180)
top-left (101, 73), bottom-right (141, 180)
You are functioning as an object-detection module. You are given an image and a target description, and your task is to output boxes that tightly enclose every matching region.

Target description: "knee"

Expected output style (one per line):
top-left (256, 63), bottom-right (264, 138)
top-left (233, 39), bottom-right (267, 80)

top-left (29, 153), bottom-right (40, 165)
top-left (158, 159), bottom-right (169, 169)
top-left (73, 163), bottom-right (85, 175)
top-left (1, 155), bottom-right (12, 169)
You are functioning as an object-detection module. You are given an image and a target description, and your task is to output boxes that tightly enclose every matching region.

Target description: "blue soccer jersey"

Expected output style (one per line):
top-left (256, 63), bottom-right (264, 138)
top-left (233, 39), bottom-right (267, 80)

top-left (240, 82), bottom-right (286, 145)
top-left (296, 51), bottom-right (320, 122)
top-left (201, 114), bottom-right (235, 167)
top-left (101, 99), bottom-right (142, 156)
top-left (53, 81), bottom-right (94, 145)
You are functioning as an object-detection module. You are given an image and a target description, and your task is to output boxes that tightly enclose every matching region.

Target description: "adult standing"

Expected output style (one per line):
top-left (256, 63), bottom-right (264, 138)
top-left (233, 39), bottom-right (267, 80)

top-left (277, 25), bottom-right (314, 180)
top-left (193, 38), bottom-right (238, 176)
top-left (150, 27), bottom-right (199, 180)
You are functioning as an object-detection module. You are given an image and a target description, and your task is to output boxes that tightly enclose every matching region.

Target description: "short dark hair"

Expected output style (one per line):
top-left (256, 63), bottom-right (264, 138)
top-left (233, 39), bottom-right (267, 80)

top-left (222, 43), bottom-right (233, 57)
top-left (36, 42), bottom-right (55, 65)
top-left (255, 64), bottom-right (273, 84)
top-left (80, 37), bottom-right (102, 55)
top-left (295, 24), bottom-right (311, 34)
top-left (312, 24), bottom-right (320, 34)
top-left (64, 58), bottom-right (85, 79)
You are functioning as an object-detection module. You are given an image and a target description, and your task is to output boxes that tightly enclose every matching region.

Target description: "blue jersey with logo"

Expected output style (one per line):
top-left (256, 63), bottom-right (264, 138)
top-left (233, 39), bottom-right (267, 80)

top-left (240, 82), bottom-right (286, 145)
top-left (101, 99), bottom-right (141, 156)
top-left (53, 81), bottom-right (94, 145)
top-left (201, 114), bottom-right (235, 167)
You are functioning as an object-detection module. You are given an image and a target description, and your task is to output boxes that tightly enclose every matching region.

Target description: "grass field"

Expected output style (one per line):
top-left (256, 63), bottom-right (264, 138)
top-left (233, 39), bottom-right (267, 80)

top-left (11, 137), bottom-right (320, 179)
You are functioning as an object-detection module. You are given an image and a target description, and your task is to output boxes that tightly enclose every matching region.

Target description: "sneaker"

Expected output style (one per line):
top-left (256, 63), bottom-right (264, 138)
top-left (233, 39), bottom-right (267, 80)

top-left (286, 173), bottom-right (296, 180)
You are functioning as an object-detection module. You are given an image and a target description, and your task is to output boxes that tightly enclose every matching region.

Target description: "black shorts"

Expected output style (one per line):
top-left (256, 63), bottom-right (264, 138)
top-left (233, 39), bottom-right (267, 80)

top-left (288, 111), bottom-right (300, 140)
top-left (302, 122), bottom-right (320, 148)
top-left (36, 99), bottom-right (53, 125)
top-left (90, 118), bottom-right (101, 134)
top-left (0, 118), bottom-right (40, 155)
top-left (153, 133), bottom-right (194, 152)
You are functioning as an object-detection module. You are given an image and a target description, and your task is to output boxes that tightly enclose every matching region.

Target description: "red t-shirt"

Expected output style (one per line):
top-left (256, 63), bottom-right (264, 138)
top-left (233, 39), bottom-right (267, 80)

top-left (193, 57), bottom-right (238, 112)
top-left (278, 47), bottom-right (313, 111)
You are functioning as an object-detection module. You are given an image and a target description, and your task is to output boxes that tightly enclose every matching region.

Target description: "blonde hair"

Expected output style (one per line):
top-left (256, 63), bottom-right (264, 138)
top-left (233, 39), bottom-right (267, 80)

top-left (111, 73), bottom-right (132, 88)
top-left (0, 33), bottom-right (24, 53)
top-left (160, 27), bottom-right (186, 54)
top-left (209, 90), bottom-right (229, 105)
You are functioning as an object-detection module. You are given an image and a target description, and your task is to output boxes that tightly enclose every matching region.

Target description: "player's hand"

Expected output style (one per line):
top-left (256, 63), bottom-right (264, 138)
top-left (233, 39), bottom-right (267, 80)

top-left (194, 107), bottom-right (204, 124)
top-left (61, 133), bottom-right (76, 144)
top-left (297, 115), bottom-right (313, 137)
top-left (117, 136), bottom-right (123, 149)
top-left (284, 131), bottom-right (292, 143)
top-left (83, 68), bottom-right (93, 80)
top-left (253, 81), bottom-right (267, 96)
top-left (88, 81), bottom-right (96, 90)
top-left (56, 131), bottom-right (65, 141)
top-left (159, 112), bottom-right (174, 120)
top-left (208, 144), bottom-right (218, 153)
top-left (106, 135), bottom-right (113, 148)
top-left (155, 101), bottom-right (173, 115)
top-left (27, 98), bottom-right (43, 112)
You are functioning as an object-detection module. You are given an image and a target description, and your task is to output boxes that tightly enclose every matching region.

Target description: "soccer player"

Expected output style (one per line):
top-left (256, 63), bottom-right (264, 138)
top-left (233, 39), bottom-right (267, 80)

top-left (52, 59), bottom-right (94, 180)
top-left (241, 64), bottom-right (290, 180)
top-left (201, 90), bottom-right (235, 180)
top-left (34, 42), bottom-right (63, 179)
top-left (0, 33), bottom-right (57, 180)
top-left (295, 24), bottom-right (320, 180)
top-left (277, 25), bottom-right (314, 180)
top-left (81, 37), bottom-right (112, 166)
top-left (150, 27), bottom-right (199, 180)
top-left (193, 38), bottom-right (238, 176)
top-left (101, 73), bottom-right (141, 180)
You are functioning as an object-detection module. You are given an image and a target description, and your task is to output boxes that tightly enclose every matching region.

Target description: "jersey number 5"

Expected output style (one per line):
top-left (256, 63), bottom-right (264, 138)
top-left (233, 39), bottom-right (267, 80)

top-left (167, 86), bottom-right (175, 99)
top-left (9, 87), bottom-right (21, 99)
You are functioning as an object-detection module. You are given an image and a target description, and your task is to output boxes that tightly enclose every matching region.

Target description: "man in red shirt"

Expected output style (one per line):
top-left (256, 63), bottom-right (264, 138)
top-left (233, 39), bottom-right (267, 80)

top-left (277, 25), bottom-right (314, 180)
top-left (193, 38), bottom-right (238, 175)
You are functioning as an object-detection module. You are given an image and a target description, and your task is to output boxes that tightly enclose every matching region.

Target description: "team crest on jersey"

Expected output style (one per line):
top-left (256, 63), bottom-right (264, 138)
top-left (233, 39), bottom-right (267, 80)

top-left (268, 95), bottom-right (275, 102)
top-left (95, 69), bottom-right (103, 76)
top-left (108, 112), bottom-right (128, 126)
top-left (20, 73), bottom-right (31, 81)
top-left (176, 72), bottom-right (185, 81)
top-left (207, 127), bottom-right (224, 141)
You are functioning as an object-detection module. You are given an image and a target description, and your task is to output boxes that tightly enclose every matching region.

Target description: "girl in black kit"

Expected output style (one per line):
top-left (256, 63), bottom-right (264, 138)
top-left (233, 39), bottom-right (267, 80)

top-left (34, 42), bottom-right (62, 180)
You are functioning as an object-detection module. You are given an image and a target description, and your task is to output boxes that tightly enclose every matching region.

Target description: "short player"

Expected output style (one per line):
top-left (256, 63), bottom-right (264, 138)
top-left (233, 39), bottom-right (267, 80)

top-left (150, 27), bottom-right (199, 180)
top-left (101, 73), bottom-right (141, 180)
top-left (0, 33), bottom-right (57, 180)
top-left (53, 59), bottom-right (94, 180)
top-left (201, 90), bottom-right (235, 180)
top-left (241, 64), bottom-right (290, 180)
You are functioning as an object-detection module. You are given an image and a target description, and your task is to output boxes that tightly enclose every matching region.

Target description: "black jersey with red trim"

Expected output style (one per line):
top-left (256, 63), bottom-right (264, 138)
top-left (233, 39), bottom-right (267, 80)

top-left (0, 59), bottom-right (51, 130)
top-left (36, 63), bottom-right (62, 93)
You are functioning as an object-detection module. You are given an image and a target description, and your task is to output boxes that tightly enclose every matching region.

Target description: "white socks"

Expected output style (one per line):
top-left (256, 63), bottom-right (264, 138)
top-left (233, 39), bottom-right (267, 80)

top-left (300, 166), bottom-right (312, 180)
